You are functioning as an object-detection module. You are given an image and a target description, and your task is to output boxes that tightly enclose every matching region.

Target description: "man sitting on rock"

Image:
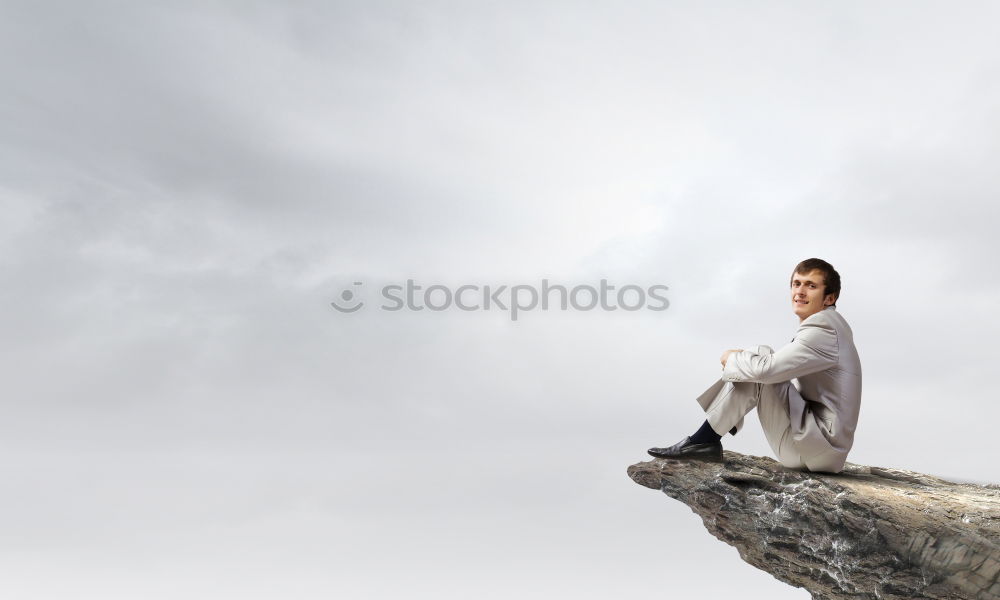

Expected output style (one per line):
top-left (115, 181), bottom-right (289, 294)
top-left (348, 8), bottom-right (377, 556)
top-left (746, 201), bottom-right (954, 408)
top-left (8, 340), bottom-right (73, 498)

top-left (648, 258), bottom-right (862, 473)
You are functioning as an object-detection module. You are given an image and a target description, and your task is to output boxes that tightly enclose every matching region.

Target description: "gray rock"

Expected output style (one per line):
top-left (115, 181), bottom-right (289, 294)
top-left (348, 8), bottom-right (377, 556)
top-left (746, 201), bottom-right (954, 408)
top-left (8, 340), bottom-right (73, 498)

top-left (628, 452), bottom-right (1000, 599)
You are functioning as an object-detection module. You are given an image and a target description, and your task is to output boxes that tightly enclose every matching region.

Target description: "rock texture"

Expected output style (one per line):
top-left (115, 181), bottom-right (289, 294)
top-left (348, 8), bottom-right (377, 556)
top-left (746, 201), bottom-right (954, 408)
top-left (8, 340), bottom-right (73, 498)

top-left (628, 452), bottom-right (1000, 600)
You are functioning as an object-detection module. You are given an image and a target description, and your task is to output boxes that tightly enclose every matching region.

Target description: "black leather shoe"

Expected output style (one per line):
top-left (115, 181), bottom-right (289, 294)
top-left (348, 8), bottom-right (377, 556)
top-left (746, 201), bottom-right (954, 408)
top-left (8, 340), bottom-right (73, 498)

top-left (647, 436), bottom-right (723, 461)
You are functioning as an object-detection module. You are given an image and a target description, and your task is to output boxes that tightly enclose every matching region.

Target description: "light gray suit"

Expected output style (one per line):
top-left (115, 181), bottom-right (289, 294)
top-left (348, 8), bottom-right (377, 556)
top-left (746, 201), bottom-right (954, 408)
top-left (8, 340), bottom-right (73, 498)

top-left (695, 306), bottom-right (862, 473)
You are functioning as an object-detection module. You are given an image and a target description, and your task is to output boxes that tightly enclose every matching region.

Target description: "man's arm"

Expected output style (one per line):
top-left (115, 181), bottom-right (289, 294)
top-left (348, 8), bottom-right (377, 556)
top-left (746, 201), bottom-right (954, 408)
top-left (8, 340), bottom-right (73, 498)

top-left (721, 318), bottom-right (838, 384)
top-left (720, 349), bottom-right (743, 368)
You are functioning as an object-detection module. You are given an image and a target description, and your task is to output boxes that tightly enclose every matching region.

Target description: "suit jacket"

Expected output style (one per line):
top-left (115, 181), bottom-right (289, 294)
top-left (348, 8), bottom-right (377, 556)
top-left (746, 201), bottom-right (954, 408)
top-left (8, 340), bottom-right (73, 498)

top-left (721, 305), bottom-right (862, 472)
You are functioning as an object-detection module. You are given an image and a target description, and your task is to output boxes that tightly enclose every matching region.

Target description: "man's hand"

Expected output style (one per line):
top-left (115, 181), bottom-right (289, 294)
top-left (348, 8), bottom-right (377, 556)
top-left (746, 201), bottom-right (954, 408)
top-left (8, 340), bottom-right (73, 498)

top-left (720, 349), bottom-right (744, 369)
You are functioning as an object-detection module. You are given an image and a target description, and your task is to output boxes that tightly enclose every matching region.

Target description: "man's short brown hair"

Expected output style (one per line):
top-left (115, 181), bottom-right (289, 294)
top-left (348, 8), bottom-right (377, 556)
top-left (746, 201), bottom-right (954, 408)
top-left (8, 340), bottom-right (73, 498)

top-left (791, 258), bottom-right (841, 305)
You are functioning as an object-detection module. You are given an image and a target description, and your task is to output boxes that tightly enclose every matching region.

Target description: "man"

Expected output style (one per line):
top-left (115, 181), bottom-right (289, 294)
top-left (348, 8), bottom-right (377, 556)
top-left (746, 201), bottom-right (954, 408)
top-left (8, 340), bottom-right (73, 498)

top-left (648, 258), bottom-right (862, 473)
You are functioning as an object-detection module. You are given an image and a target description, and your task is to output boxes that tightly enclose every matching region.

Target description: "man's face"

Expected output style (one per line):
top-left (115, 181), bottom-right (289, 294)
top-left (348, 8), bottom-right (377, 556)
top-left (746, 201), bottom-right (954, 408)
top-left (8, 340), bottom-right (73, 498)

top-left (791, 269), bottom-right (836, 321)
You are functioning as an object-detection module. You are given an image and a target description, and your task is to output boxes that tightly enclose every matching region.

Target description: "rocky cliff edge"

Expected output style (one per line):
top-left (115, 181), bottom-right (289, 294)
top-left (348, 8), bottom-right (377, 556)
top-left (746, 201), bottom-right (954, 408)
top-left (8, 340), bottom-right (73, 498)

top-left (628, 452), bottom-right (1000, 600)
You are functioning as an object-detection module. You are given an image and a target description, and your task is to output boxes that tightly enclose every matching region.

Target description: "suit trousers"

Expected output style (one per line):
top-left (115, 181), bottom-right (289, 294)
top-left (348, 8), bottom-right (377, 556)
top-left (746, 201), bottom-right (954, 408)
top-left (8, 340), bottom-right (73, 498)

top-left (697, 379), bottom-right (806, 470)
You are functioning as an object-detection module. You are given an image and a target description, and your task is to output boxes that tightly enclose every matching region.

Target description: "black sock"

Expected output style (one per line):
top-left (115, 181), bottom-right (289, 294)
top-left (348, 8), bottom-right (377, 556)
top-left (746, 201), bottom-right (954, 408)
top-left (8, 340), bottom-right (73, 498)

top-left (690, 420), bottom-right (722, 444)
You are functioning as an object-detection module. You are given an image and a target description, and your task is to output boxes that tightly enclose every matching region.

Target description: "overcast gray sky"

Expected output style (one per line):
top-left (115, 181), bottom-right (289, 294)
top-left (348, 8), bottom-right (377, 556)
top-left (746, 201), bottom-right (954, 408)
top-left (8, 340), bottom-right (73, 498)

top-left (3, 1), bottom-right (1000, 598)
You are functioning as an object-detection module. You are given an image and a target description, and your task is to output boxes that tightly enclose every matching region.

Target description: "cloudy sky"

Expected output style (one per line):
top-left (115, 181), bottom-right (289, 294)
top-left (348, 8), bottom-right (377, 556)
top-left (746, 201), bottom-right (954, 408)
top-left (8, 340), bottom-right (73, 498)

top-left (3, 1), bottom-right (1000, 598)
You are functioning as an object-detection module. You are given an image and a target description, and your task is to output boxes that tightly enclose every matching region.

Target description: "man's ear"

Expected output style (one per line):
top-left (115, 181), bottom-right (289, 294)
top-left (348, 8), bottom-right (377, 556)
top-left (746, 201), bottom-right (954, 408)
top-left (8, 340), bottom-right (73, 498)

top-left (823, 293), bottom-right (836, 306)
